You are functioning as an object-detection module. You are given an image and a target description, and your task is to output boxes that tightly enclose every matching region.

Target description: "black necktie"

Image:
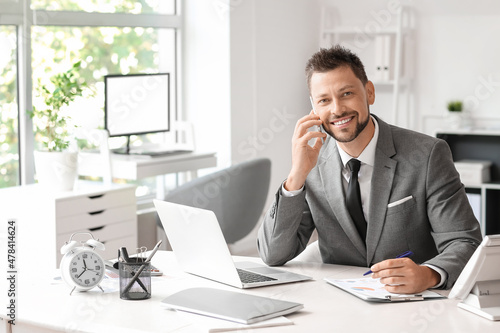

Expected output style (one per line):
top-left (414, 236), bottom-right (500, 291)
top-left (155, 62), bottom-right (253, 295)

top-left (346, 159), bottom-right (367, 243)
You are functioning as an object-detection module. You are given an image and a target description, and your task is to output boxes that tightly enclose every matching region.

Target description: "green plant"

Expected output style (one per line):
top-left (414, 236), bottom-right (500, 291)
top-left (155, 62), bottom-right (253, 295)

top-left (28, 61), bottom-right (88, 152)
top-left (447, 100), bottom-right (463, 112)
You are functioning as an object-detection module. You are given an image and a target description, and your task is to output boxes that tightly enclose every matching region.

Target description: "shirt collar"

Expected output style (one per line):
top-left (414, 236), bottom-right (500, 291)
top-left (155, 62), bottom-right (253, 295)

top-left (336, 115), bottom-right (379, 168)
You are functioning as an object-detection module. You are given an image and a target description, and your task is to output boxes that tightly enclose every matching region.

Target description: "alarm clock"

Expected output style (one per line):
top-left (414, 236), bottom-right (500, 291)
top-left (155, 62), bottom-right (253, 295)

top-left (60, 232), bottom-right (106, 295)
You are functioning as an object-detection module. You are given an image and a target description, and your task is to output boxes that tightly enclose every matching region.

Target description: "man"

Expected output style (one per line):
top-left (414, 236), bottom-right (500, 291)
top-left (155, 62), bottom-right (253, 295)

top-left (257, 45), bottom-right (482, 294)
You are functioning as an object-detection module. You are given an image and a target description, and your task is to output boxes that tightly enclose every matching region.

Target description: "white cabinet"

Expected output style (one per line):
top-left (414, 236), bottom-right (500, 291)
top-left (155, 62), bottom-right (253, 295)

top-left (319, 5), bottom-right (415, 127)
top-left (0, 181), bottom-right (137, 270)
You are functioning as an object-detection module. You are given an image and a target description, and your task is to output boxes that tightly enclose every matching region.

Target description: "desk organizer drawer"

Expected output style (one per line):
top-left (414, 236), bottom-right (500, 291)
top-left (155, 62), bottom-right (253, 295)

top-left (57, 219), bottom-right (136, 245)
top-left (100, 235), bottom-right (137, 260)
top-left (56, 188), bottom-right (136, 218)
top-left (57, 220), bottom-right (137, 264)
top-left (56, 205), bottom-right (136, 234)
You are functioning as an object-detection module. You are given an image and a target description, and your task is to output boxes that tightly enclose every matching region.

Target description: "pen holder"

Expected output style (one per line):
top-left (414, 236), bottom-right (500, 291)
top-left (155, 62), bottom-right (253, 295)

top-left (119, 261), bottom-right (152, 300)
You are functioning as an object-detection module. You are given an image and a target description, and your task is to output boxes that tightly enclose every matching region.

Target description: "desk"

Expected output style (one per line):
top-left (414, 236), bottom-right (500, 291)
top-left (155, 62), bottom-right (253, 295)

top-left (2, 251), bottom-right (499, 333)
top-left (79, 151), bottom-right (217, 180)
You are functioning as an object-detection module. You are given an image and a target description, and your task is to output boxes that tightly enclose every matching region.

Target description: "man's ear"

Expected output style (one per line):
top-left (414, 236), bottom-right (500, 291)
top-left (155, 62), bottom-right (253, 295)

top-left (365, 81), bottom-right (375, 105)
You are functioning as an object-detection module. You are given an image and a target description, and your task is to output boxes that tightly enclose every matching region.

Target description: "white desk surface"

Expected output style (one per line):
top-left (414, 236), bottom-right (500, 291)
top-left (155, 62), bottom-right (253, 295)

top-left (3, 251), bottom-right (499, 333)
top-left (79, 151), bottom-right (217, 180)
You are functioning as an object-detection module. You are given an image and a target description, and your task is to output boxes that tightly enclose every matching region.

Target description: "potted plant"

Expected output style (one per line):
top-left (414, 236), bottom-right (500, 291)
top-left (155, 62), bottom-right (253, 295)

top-left (447, 100), bottom-right (463, 112)
top-left (446, 99), bottom-right (463, 129)
top-left (29, 61), bottom-right (88, 191)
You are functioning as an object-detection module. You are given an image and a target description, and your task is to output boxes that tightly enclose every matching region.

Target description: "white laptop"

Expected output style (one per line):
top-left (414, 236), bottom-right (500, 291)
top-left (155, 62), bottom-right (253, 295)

top-left (153, 200), bottom-right (312, 289)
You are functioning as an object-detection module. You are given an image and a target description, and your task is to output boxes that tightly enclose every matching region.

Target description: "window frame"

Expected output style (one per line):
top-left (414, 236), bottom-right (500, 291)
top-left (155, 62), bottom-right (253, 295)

top-left (0, 0), bottom-right (182, 186)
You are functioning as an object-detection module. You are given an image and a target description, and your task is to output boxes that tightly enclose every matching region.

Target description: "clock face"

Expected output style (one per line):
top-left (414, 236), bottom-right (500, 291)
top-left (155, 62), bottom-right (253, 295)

top-left (68, 250), bottom-right (105, 288)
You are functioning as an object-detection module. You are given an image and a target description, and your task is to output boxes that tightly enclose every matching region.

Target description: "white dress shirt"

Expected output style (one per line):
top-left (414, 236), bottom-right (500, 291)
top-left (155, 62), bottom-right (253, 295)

top-left (336, 116), bottom-right (379, 222)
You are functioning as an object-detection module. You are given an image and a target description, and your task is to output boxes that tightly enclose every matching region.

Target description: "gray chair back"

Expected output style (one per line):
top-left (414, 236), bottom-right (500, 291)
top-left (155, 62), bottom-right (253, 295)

top-left (158, 158), bottom-right (271, 244)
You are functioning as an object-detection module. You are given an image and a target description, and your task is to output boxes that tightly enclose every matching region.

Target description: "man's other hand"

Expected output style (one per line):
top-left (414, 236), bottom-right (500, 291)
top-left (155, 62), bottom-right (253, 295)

top-left (369, 258), bottom-right (440, 294)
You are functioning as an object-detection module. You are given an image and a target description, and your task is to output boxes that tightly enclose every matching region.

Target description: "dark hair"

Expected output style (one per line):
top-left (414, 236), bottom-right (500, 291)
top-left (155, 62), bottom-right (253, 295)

top-left (305, 45), bottom-right (368, 89)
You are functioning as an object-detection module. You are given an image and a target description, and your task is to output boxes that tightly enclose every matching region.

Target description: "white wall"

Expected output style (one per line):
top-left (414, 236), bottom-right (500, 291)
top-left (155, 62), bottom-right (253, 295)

top-left (414, 2), bottom-right (500, 134)
top-left (182, 0), bottom-right (321, 254)
top-left (229, 0), bottom-right (321, 204)
top-left (182, 0), bottom-right (231, 169)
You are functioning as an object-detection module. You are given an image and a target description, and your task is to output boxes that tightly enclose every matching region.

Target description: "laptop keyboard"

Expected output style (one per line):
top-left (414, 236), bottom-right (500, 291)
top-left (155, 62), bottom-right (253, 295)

top-left (237, 268), bottom-right (277, 284)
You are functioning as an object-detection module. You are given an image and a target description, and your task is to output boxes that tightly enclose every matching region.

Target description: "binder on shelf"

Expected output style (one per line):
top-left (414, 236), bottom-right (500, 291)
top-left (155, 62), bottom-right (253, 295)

top-left (374, 35), bottom-right (384, 81)
top-left (382, 34), bottom-right (391, 81)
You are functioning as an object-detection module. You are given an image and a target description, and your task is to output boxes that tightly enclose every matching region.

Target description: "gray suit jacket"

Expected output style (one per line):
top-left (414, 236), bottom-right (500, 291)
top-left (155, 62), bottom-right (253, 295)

top-left (257, 115), bottom-right (482, 289)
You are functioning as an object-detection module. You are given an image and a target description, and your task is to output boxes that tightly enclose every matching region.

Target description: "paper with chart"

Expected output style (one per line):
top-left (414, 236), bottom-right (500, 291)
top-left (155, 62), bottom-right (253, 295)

top-left (325, 277), bottom-right (443, 302)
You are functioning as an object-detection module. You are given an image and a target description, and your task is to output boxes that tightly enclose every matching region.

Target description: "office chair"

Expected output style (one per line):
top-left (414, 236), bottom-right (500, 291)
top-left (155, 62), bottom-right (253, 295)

top-left (157, 158), bottom-right (271, 244)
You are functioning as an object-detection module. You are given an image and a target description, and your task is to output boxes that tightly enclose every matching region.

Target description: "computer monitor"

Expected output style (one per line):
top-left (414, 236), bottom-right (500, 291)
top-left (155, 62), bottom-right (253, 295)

top-left (104, 73), bottom-right (170, 153)
top-left (448, 234), bottom-right (500, 321)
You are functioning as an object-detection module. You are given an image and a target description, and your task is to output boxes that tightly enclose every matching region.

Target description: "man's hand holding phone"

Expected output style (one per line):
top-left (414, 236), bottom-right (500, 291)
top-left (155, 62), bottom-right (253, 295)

top-left (309, 96), bottom-right (325, 145)
top-left (285, 111), bottom-right (327, 192)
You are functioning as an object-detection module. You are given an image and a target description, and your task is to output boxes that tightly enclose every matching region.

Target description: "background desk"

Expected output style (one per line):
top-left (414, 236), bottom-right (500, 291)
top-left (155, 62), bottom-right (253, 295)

top-left (79, 151), bottom-right (217, 180)
top-left (2, 251), bottom-right (499, 333)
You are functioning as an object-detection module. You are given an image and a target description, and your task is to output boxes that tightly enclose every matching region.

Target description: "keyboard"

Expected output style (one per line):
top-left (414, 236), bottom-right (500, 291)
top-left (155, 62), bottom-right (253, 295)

top-left (112, 148), bottom-right (192, 157)
top-left (133, 149), bottom-right (192, 157)
top-left (237, 268), bottom-right (277, 284)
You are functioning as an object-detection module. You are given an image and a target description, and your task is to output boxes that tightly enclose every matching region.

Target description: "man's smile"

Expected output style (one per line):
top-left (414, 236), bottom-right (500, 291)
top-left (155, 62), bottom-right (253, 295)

top-left (332, 116), bottom-right (354, 127)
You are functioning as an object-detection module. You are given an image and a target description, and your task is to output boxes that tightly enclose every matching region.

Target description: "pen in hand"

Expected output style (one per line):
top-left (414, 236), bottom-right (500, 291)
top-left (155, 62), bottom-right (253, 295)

top-left (363, 250), bottom-right (414, 276)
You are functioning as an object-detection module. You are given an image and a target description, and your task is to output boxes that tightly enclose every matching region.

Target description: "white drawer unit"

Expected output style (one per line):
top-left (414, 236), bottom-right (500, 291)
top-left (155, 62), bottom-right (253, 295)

top-left (57, 219), bottom-right (137, 261)
top-left (0, 181), bottom-right (137, 271)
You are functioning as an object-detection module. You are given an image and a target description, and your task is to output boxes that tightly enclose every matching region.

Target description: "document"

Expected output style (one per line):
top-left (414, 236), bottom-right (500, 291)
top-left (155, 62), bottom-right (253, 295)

top-left (325, 277), bottom-right (444, 302)
top-left (161, 287), bottom-right (303, 324)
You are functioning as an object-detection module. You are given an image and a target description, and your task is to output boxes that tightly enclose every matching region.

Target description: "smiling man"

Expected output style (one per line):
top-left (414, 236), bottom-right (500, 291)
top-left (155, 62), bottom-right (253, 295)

top-left (257, 45), bottom-right (482, 294)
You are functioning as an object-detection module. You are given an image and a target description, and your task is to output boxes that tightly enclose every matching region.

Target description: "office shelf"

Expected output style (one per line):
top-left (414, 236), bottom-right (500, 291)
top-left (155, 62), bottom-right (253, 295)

top-left (437, 131), bottom-right (500, 235)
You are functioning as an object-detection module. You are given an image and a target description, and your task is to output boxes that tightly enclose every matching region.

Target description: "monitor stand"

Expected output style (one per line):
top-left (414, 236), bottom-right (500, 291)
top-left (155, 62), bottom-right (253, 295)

top-left (112, 136), bottom-right (132, 155)
top-left (110, 135), bottom-right (192, 157)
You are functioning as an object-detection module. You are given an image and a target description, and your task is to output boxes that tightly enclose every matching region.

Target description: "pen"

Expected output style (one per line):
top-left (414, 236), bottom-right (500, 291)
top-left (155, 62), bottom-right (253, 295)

top-left (144, 240), bottom-right (162, 263)
top-left (363, 250), bottom-right (413, 276)
top-left (122, 240), bottom-right (162, 295)
top-left (120, 247), bottom-right (131, 263)
top-left (386, 295), bottom-right (424, 302)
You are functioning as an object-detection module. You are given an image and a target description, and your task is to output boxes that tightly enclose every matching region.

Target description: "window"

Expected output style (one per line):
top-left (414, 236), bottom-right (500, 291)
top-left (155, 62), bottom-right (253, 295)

top-left (31, 0), bottom-right (175, 15)
top-left (0, 1), bottom-right (181, 192)
top-left (0, 25), bottom-right (18, 188)
top-left (31, 26), bottom-right (176, 149)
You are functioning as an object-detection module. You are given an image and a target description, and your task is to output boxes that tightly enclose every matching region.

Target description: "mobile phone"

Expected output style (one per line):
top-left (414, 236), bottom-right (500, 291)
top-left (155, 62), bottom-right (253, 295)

top-left (309, 96), bottom-right (325, 144)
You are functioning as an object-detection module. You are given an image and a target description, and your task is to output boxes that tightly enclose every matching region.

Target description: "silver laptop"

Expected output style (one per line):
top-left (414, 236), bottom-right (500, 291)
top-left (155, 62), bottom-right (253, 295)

top-left (153, 200), bottom-right (312, 289)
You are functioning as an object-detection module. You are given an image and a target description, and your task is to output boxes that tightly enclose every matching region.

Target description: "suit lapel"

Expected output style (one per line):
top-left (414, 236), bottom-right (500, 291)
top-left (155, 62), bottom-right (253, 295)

top-left (366, 116), bottom-right (397, 266)
top-left (318, 137), bottom-right (367, 259)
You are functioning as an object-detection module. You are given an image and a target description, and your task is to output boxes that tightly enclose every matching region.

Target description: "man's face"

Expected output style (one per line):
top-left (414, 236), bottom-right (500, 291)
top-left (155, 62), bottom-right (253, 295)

top-left (309, 66), bottom-right (375, 143)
